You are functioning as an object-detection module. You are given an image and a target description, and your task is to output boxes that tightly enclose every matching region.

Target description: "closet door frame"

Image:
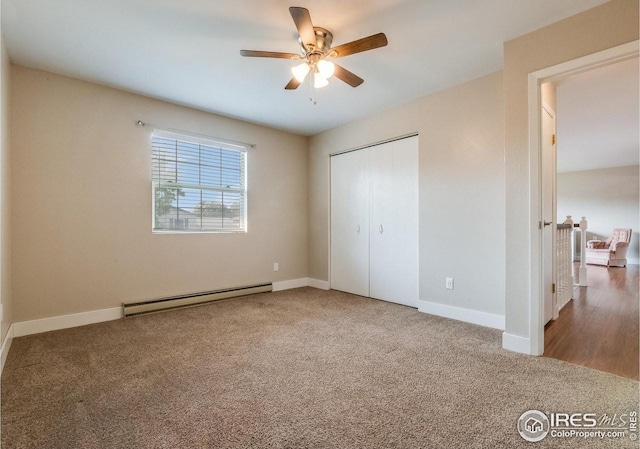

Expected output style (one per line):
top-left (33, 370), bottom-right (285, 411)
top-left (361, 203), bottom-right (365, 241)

top-left (329, 133), bottom-right (419, 306)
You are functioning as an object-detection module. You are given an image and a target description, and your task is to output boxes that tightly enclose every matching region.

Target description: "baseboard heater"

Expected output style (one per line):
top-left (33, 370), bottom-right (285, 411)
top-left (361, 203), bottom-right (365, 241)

top-left (122, 282), bottom-right (272, 317)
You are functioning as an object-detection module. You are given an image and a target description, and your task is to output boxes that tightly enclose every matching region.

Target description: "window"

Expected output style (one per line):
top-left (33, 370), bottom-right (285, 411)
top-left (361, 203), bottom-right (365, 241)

top-left (151, 130), bottom-right (247, 233)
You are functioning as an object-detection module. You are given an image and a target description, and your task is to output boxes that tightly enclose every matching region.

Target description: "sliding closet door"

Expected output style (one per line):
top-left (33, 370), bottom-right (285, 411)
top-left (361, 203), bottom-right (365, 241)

top-left (330, 150), bottom-right (370, 297)
top-left (369, 136), bottom-right (419, 307)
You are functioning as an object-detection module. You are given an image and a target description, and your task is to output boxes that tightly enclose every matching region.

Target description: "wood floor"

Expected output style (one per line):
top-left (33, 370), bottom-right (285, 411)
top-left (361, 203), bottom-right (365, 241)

top-left (544, 263), bottom-right (639, 380)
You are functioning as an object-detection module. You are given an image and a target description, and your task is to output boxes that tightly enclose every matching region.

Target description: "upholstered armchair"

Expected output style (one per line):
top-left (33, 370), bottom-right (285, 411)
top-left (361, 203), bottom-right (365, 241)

top-left (585, 228), bottom-right (632, 267)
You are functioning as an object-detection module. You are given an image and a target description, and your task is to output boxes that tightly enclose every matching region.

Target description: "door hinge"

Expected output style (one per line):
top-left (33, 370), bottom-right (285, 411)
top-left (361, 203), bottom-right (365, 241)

top-left (552, 134), bottom-right (556, 145)
top-left (552, 283), bottom-right (556, 294)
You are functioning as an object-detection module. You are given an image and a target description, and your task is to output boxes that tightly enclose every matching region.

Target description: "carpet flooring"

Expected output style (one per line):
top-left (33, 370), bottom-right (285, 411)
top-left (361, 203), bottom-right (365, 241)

top-left (2, 287), bottom-right (638, 448)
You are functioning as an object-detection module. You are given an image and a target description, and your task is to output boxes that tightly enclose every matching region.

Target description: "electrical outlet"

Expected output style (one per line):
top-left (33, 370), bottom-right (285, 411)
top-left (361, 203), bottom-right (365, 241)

top-left (446, 278), bottom-right (454, 290)
top-left (273, 263), bottom-right (279, 272)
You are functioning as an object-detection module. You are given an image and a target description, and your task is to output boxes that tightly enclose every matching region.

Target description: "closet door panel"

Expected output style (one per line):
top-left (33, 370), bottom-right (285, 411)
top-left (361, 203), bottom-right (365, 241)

top-left (370, 137), bottom-right (419, 307)
top-left (330, 150), bottom-right (370, 297)
top-left (369, 142), bottom-right (395, 302)
top-left (387, 137), bottom-right (419, 306)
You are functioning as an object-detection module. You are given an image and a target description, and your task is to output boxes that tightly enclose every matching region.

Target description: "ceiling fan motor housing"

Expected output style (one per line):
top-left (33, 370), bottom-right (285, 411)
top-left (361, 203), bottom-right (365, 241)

top-left (300, 27), bottom-right (333, 56)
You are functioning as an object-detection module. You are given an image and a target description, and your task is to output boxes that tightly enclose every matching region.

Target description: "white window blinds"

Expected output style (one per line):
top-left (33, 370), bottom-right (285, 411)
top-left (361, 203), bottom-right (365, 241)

top-left (151, 130), bottom-right (247, 233)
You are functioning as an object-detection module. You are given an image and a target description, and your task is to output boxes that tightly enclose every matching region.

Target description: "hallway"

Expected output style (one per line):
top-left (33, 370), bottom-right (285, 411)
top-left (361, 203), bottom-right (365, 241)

top-left (544, 263), bottom-right (639, 380)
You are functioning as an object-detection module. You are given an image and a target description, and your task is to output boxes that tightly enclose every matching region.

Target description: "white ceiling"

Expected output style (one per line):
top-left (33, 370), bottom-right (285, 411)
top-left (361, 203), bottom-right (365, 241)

top-left (556, 57), bottom-right (639, 173)
top-left (2, 0), bottom-right (608, 136)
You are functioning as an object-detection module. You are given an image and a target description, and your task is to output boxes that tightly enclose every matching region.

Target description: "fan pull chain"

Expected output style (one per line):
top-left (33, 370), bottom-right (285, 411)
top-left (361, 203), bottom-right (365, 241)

top-left (307, 72), bottom-right (318, 105)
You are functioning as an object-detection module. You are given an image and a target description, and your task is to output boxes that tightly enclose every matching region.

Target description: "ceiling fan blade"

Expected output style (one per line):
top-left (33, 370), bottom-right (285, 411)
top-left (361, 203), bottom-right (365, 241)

top-left (285, 77), bottom-right (302, 90)
top-left (333, 64), bottom-right (364, 87)
top-left (289, 7), bottom-right (316, 50)
top-left (240, 50), bottom-right (299, 59)
top-left (331, 33), bottom-right (388, 58)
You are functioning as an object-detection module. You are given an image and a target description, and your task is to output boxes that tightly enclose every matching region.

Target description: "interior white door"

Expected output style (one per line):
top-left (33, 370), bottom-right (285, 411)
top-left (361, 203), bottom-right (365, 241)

top-left (330, 149), bottom-right (370, 297)
top-left (369, 136), bottom-right (419, 307)
top-left (542, 103), bottom-right (557, 325)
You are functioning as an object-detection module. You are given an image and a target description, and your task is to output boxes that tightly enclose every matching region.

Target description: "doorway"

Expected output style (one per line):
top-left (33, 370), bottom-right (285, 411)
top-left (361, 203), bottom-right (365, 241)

top-left (540, 57), bottom-right (639, 379)
top-left (526, 40), bottom-right (639, 358)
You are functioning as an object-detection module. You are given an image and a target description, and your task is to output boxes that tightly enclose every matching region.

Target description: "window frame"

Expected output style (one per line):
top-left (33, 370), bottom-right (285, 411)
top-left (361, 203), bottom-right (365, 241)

top-left (150, 129), bottom-right (248, 234)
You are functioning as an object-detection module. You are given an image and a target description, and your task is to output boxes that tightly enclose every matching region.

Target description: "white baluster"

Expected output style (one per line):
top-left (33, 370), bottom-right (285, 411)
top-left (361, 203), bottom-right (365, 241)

top-left (556, 227), bottom-right (562, 316)
top-left (564, 215), bottom-right (575, 266)
top-left (560, 227), bottom-right (565, 310)
top-left (579, 217), bottom-right (588, 287)
top-left (563, 216), bottom-right (575, 296)
top-left (554, 223), bottom-right (576, 314)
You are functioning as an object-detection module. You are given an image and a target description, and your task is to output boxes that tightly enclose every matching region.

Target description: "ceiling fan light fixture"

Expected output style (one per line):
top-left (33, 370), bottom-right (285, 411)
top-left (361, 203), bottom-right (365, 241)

top-left (313, 71), bottom-right (329, 88)
top-left (292, 62), bottom-right (310, 82)
top-left (317, 60), bottom-right (335, 79)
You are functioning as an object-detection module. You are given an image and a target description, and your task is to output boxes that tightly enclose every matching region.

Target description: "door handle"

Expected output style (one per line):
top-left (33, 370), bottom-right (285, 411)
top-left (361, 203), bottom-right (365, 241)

top-left (379, 224), bottom-right (384, 234)
top-left (543, 221), bottom-right (552, 227)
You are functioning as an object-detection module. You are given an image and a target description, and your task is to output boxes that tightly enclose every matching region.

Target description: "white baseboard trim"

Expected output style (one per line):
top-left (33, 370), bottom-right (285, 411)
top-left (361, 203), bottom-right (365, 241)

top-left (272, 278), bottom-right (331, 291)
top-left (13, 307), bottom-right (122, 338)
top-left (307, 278), bottom-right (330, 290)
top-left (7, 278), bottom-right (333, 340)
top-left (502, 332), bottom-right (532, 355)
top-left (272, 278), bottom-right (309, 292)
top-left (1, 323), bottom-right (14, 374)
top-left (418, 299), bottom-right (505, 330)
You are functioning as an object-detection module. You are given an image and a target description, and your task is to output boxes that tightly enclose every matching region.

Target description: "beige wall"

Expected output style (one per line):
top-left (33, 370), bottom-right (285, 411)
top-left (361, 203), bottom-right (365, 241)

top-left (11, 66), bottom-right (308, 322)
top-left (558, 165), bottom-right (640, 264)
top-left (309, 72), bottom-right (505, 316)
top-left (503, 0), bottom-right (639, 341)
top-left (1, 36), bottom-right (11, 341)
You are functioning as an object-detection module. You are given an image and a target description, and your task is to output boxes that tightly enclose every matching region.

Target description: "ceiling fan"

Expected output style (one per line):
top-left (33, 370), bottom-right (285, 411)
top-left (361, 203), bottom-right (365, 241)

top-left (240, 6), bottom-right (388, 90)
